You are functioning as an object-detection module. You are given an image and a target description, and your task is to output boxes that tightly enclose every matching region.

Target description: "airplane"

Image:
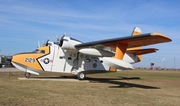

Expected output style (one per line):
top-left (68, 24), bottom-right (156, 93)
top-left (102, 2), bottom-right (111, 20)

top-left (11, 27), bottom-right (172, 80)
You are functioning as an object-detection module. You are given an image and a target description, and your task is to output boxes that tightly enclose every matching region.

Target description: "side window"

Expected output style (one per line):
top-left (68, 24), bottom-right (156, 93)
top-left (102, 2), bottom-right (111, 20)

top-left (40, 50), bottom-right (45, 53)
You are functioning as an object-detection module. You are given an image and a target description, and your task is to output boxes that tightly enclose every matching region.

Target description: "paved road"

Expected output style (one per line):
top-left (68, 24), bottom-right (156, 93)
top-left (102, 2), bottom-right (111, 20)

top-left (0, 68), bottom-right (20, 72)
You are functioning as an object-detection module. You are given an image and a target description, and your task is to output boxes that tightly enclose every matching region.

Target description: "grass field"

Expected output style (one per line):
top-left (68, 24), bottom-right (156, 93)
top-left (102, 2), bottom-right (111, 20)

top-left (0, 69), bottom-right (180, 106)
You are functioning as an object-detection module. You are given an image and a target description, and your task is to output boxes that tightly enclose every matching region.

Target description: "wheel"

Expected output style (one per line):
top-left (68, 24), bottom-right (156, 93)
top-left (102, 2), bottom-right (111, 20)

top-left (77, 72), bottom-right (86, 80)
top-left (25, 72), bottom-right (31, 78)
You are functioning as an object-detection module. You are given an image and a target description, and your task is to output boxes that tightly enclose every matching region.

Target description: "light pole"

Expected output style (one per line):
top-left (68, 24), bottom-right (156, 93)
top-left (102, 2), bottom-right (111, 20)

top-left (174, 57), bottom-right (176, 70)
top-left (162, 58), bottom-right (165, 69)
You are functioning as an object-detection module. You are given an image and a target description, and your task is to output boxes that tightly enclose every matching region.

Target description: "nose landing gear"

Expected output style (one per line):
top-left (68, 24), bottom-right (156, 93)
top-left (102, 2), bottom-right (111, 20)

top-left (25, 72), bottom-right (31, 78)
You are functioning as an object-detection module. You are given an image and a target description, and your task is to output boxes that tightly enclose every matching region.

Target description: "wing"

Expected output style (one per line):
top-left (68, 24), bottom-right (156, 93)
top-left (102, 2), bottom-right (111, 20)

top-left (75, 32), bottom-right (171, 60)
top-left (75, 33), bottom-right (171, 49)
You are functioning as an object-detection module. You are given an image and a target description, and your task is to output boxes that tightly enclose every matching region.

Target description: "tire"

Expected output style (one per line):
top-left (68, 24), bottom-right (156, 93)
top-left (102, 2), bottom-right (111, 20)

top-left (25, 72), bottom-right (31, 78)
top-left (77, 72), bottom-right (86, 80)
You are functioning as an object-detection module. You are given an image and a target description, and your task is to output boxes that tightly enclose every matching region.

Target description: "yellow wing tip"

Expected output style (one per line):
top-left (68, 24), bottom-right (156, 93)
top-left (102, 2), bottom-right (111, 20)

top-left (151, 32), bottom-right (172, 42)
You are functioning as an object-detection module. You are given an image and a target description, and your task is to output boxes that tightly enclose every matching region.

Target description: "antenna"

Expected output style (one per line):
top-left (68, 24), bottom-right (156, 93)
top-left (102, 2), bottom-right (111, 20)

top-left (63, 32), bottom-right (66, 36)
top-left (38, 40), bottom-right (40, 48)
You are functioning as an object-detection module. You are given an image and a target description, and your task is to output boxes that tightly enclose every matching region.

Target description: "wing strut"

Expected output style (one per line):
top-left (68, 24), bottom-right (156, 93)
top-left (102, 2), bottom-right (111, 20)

top-left (114, 43), bottom-right (128, 60)
top-left (114, 27), bottom-right (141, 60)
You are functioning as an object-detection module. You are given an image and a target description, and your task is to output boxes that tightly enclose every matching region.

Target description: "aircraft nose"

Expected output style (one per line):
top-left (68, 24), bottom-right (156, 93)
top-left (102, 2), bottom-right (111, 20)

top-left (11, 53), bottom-right (44, 71)
top-left (11, 54), bottom-right (27, 72)
top-left (12, 53), bottom-right (36, 63)
top-left (12, 53), bottom-right (34, 65)
top-left (12, 55), bottom-right (16, 62)
top-left (12, 54), bottom-right (23, 64)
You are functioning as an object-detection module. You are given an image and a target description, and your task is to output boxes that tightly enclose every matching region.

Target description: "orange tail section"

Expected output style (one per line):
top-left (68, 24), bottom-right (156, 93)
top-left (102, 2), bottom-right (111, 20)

top-left (110, 27), bottom-right (142, 72)
top-left (130, 27), bottom-right (142, 62)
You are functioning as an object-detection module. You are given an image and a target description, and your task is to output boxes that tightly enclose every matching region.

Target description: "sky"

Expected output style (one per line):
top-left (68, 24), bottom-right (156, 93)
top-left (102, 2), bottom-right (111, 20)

top-left (0, 0), bottom-right (180, 68)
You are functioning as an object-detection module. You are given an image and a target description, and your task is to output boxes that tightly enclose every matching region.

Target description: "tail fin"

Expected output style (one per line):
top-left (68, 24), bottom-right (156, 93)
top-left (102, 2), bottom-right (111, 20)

top-left (130, 27), bottom-right (142, 62)
top-left (131, 27), bottom-right (142, 36)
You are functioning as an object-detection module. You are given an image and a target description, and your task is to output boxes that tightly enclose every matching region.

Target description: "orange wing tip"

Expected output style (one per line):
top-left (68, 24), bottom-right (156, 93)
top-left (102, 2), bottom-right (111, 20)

top-left (150, 32), bottom-right (172, 42)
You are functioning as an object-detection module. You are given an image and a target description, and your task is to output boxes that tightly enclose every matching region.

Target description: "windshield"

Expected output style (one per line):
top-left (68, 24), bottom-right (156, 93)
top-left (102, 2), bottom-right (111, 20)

top-left (70, 37), bottom-right (82, 43)
top-left (33, 49), bottom-right (45, 54)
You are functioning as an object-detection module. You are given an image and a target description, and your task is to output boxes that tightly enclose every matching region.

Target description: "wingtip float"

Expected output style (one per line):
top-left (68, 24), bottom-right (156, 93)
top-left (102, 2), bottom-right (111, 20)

top-left (11, 27), bottom-right (172, 80)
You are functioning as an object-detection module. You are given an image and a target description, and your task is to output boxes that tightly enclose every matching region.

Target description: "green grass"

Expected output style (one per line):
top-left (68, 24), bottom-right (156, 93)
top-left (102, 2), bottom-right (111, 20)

top-left (0, 69), bottom-right (180, 106)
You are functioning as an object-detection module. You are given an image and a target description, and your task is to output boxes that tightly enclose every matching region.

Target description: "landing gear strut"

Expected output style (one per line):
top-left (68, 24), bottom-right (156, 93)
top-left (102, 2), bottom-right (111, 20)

top-left (25, 72), bottom-right (31, 78)
top-left (77, 72), bottom-right (86, 80)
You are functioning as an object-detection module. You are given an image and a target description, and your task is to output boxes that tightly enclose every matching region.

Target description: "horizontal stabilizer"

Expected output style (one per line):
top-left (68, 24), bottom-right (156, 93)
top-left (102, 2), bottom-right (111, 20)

top-left (103, 57), bottom-right (134, 70)
top-left (127, 48), bottom-right (158, 55)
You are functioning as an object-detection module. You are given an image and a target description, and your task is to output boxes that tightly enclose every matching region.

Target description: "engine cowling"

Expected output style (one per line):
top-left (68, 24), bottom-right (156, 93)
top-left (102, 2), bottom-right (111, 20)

top-left (61, 36), bottom-right (82, 50)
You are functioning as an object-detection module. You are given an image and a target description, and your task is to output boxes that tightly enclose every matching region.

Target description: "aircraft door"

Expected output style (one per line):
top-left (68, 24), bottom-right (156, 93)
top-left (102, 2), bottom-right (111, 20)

top-left (51, 47), bottom-right (66, 72)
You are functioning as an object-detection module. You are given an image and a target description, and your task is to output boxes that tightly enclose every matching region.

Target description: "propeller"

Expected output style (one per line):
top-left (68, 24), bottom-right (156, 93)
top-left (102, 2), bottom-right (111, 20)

top-left (57, 33), bottom-right (66, 47)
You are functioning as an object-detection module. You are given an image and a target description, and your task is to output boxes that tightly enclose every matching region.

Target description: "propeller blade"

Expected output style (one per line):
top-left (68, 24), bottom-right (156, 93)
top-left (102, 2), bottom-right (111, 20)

top-left (59, 33), bottom-right (66, 47)
top-left (56, 35), bottom-right (61, 44)
top-left (45, 39), bottom-right (49, 46)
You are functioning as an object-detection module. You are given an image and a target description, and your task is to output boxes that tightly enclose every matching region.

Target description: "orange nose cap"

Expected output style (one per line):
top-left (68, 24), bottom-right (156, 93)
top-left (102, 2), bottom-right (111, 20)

top-left (12, 53), bottom-right (43, 71)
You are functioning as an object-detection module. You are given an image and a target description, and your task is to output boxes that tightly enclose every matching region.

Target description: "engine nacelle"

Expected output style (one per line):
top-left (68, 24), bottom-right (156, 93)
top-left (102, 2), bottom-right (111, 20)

top-left (61, 36), bottom-right (82, 50)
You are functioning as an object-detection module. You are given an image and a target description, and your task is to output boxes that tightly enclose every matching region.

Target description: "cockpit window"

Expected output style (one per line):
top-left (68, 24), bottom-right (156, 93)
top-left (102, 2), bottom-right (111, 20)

top-left (48, 43), bottom-right (52, 46)
top-left (33, 49), bottom-right (45, 54)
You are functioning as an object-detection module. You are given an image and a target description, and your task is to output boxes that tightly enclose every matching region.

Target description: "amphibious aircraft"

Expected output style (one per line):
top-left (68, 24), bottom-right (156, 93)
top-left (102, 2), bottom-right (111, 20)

top-left (11, 27), bottom-right (172, 80)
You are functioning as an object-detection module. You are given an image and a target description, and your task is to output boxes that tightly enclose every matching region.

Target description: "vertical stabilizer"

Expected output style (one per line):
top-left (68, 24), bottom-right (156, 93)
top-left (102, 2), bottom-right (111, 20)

top-left (131, 27), bottom-right (142, 36)
top-left (130, 27), bottom-right (142, 62)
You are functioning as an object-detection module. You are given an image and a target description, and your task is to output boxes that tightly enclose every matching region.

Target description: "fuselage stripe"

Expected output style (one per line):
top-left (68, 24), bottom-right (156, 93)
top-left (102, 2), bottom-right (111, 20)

top-left (50, 46), bottom-right (56, 71)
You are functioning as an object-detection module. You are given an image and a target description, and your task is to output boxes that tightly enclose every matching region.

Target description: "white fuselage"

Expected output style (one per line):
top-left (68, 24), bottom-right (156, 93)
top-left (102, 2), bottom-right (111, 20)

top-left (37, 42), bottom-right (138, 75)
top-left (11, 41), bottom-right (139, 76)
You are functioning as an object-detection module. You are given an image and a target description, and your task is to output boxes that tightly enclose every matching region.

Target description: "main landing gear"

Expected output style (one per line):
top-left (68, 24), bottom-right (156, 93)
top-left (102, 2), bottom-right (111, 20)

top-left (77, 72), bottom-right (86, 80)
top-left (25, 72), bottom-right (31, 78)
